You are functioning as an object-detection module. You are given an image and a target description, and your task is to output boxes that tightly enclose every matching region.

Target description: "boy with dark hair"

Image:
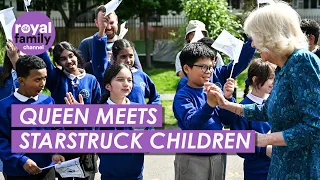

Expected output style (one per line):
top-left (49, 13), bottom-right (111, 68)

top-left (176, 37), bottom-right (255, 91)
top-left (0, 55), bottom-right (64, 180)
top-left (173, 42), bottom-right (236, 180)
top-left (300, 19), bottom-right (320, 57)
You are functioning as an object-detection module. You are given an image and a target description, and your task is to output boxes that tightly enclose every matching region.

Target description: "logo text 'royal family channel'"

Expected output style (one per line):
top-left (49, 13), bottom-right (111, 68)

top-left (12, 12), bottom-right (55, 55)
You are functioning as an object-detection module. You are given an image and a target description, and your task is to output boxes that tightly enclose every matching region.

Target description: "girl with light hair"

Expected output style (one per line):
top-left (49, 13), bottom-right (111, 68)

top-left (208, 1), bottom-right (320, 179)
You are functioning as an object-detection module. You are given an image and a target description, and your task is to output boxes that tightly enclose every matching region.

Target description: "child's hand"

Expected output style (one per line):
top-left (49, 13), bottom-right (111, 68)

top-left (52, 154), bottom-right (65, 164)
top-left (23, 159), bottom-right (41, 175)
top-left (6, 40), bottom-right (20, 65)
top-left (204, 82), bottom-right (221, 107)
top-left (97, 15), bottom-right (109, 38)
top-left (223, 78), bottom-right (235, 99)
top-left (64, 92), bottom-right (84, 104)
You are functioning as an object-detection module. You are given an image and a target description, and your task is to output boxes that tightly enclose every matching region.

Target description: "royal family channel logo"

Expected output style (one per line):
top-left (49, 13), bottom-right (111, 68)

top-left (12, 12), bottom-right (55, 55)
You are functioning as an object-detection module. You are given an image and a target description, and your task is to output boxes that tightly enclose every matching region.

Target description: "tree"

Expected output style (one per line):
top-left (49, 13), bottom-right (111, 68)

top-left (116, 0), bottom-right (183, 68)
top-left (44, 0), bottom-right (108, 40)
top-left (183, 0), bottom-right (243, 40)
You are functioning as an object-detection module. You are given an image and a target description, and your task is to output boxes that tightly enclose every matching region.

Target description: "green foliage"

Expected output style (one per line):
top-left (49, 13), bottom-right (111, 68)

top-left (172, 0), bottom-right (244, 63)
top-left (116, 0), bottom-right (183, 20)
top-left (0, 28), bottom-right (6, 65)
top-left (183, 0), bottom-right (243, 40)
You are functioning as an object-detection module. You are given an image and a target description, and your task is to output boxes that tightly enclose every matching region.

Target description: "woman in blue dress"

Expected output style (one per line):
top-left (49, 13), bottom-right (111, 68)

top-left (209, 1), bottom-right (320, 179)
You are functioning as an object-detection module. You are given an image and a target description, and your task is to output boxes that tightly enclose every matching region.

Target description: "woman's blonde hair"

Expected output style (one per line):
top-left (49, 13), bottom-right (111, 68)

top-left (244, 1), bottom-right (307, 57)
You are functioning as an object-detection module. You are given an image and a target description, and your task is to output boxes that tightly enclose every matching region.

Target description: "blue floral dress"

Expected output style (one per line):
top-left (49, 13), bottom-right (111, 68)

top-left (243, 49), bottom-right (320, 179)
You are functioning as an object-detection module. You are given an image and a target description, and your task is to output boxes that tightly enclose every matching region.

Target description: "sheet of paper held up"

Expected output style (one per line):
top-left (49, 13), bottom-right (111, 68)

top-left (55, 158), bottom-right (85, 178)
top-left (190, 28), bottom-right (204, 43)
top-left (0, 7), bottom-right (16, 40)
top-left (118, 21), bottom-right (128, 39)
top-left (211, 30), bottom-right (243, 64)
top-left (24, 0), bottom-right (31, 6)
top-left (104, 0), bottom-right (123, 16)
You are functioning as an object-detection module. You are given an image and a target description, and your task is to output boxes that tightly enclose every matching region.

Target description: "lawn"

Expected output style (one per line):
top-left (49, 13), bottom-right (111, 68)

top-left (143, 67), bottom-right (179, 126)
top-left (161, 100), bottom-right (177, 126)
top-left (144, 68), bottom-right (180, 94)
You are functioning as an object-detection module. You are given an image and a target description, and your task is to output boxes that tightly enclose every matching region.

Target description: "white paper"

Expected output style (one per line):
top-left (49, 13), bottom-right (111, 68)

top-left (211, 30), bottom-right (243, 63)
top-left (24, 0), bottom-right (31, 6)
top-left (55, 158), bottom-right (85, 178)
top-left (104, 0), bottom-right (123, 16)
top-left (0, 7), bottom-right (16, 40)
top-left (190, 28), bottom-right (204, 43)
top-left (118, 21), bottom-right (128, 39)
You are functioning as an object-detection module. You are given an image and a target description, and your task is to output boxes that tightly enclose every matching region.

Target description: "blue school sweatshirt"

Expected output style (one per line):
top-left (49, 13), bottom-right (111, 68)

top-left (92, 34), bottom-right (160, 105)
top-left (173, 85), bottom-right (237, 156)
top-left (38, 52), bottom-right (101, 104)
top-left (0, 93), bottom-right (54, 176)
top-left (78, 35), bottom-right (143, 71)
top-left (98, 99), bottom-right (152, 180)
top-left (0, 67), bottom-right (19, 101)
top-left (176, 39), bottom-right (255, 91)
top-left (230, 94), bottom-right (271, 180)
top-left (173, 85), bottom-right (236, 130)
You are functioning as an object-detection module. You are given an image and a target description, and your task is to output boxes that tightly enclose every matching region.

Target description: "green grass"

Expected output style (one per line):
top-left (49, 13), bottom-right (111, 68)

top-left (161, 100), bottom-right (177, 126)
top-left (144, 68), bottom-right (180, 94)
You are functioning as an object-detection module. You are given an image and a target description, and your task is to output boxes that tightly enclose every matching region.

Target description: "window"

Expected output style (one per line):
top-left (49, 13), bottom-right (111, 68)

top-left (17, 0), bottom-right (25, 11)
top-left (311, 0), bottom-right (317, 8)
top-left (304, 0), bottom-right (309, 8)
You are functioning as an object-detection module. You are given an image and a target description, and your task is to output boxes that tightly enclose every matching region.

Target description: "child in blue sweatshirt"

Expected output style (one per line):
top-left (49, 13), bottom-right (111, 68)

top-left (230, 58), bottom-right (275, 180)
top-left (0, 55), bottom-right (64, 179)
top-left (176, 37), bottom-right (255, 91)
top-left (172, 42), bottom-right (237, 180)
top-left (0, 40), bottom-right (25, 101)
top-left (92, 19), bottom-right (160, 105)
top-left (65, 63), bottom-right (149, 180)
top-left (38, 42), bottom-right (100, 180)
top-left (38, 42), bottom-right (101, 105)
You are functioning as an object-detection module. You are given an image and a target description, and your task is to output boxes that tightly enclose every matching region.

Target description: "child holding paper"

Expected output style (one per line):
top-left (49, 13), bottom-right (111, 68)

top-left (176, 37), bottom-right (255, 92)
top-left (0, 55), bottom-right (64, 179)
top-left (37, 42), bottom-right (100, 180)
top-left (65, 63), bottom-right (150, 180)
top-left (172, 42), bottom-right (237, 180)
top-left (92, 17), bottom-right (160, 104)
top-left (230, 58), bottom-right (275, 180)
top-left (0, 40), bottom-right (25, 100)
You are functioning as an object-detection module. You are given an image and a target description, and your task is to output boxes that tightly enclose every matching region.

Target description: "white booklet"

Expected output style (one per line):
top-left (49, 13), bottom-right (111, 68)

top-left (55, 158), bottom-right (85, 178)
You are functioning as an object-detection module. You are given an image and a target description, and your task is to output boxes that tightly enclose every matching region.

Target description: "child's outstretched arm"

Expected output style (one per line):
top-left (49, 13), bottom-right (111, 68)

top-left (92, 15), bottom-right (111, 91)
top-left (215, 39), bottom-right (255, 85)
top-left (37, 51), bottom-right (59, 91)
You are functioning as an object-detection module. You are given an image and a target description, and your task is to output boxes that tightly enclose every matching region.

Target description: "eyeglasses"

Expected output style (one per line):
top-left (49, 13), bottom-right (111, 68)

top-left (193, 64), bottom-right (216, 73)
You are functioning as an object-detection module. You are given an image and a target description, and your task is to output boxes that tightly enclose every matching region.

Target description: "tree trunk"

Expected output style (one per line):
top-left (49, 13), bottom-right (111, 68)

top-left (143, 14), bottom-right (152, 68)
top-left (46, 0), bottom-right (52, 18)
